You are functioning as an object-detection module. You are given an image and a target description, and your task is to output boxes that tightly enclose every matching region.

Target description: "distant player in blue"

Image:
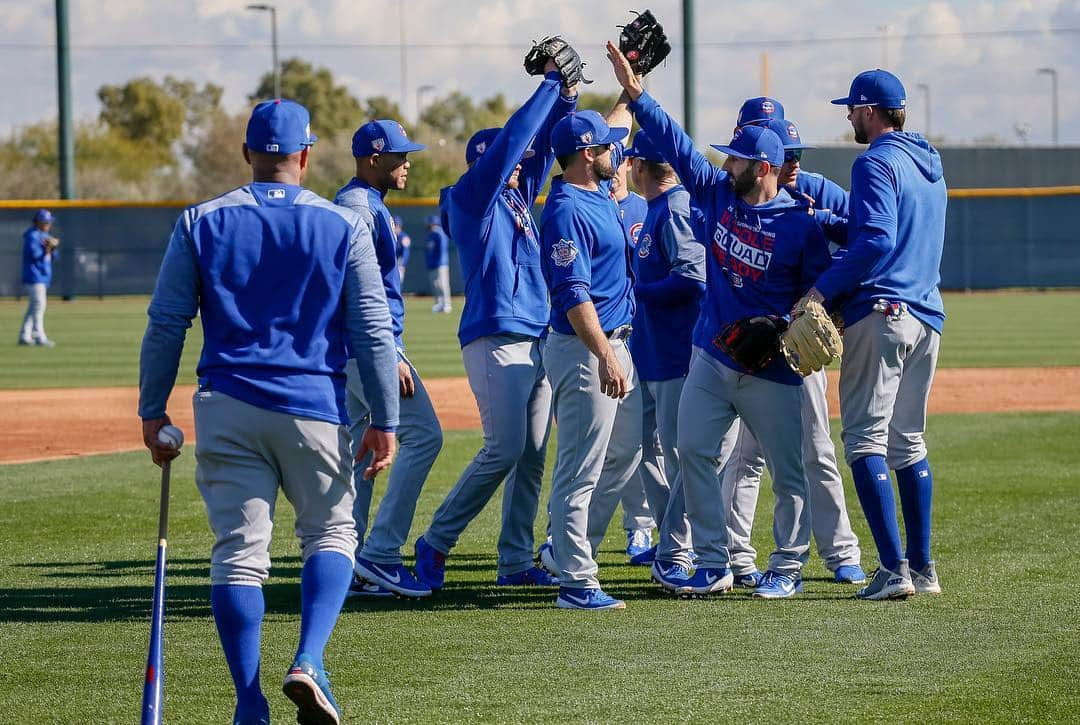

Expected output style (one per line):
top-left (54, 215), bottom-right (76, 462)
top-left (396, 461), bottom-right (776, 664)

top-left (393, 215), bottom-right (411, 283)
top-left (608, 150), bottom-right (655, 562)
top-left (800, 69), bottom-right (947, 600)
top-left (610, 43), bottom-right (831, 600)
top-left (335, 118), bottom-right (444, 600)
top-left (138, 99), bottom-right (400, 724)
top-left (19, 209), bottom-right (59, 347)
top-left (541, 104), bottom-right (639, 610)
top-left (425, 214), bottom-right (452, 313)
top-left (621, 129), bottom-right (705, 588)
top-left (414, 56), bottom-right (577, 591)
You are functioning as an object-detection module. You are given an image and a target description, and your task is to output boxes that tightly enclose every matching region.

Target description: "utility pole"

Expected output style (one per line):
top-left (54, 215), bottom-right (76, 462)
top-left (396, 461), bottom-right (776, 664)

top-left (246, 4), bottom-right (279, 97)
top-left (55, 0), bottom-right (74, 200)
top-left (916, 83), bottom-right (930, 139)
top-left (682, 0), bottom-right (695, 138)
top-left (399, 4), bottom-right (408, 118)
top-left (1036, 67), bottom-right (1059, 145)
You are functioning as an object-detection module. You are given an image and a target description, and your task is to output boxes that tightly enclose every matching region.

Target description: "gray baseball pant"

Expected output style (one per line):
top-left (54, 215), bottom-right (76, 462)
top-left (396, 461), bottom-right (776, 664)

top-left (20, 283), bottom-right (48, 343)
top-left (839, 313), bottom-right (941, 469)
top-left (429, 266), bottom-right (451, 310)
top-left (346, 353), bottom-right (442, 566)
top-left (639, 377), bottom-right (694, 566)
top-left (544, 332), bottom-right (642, 589)
top-left (678, 347), bottom-right (811, 575)
top-left (620, 471), bottom-right (654, 531)
top-left (192, 389), bottom-right (357, 586)
top-left (424, 334), bottom-right (551, 577)
top-left (722, 370), bottom-right (861, 574)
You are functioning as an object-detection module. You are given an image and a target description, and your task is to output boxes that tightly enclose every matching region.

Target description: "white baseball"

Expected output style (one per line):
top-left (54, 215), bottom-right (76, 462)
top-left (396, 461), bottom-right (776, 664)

top-left (157, 424), bottom-right (185, 450)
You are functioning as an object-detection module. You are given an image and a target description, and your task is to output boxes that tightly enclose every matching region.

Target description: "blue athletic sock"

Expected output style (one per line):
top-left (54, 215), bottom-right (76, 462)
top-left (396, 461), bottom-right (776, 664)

top-left (296, 551), bottom-right (353, 670)
top-left (210, 584), bottom-right (267, 717)
top-left (896, 458), bottom-right (934, 571)
top-left (850, 455), bottom-right (904, 571)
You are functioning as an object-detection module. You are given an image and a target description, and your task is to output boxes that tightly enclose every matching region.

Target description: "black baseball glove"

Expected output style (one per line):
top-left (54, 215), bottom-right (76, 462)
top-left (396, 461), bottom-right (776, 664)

top-left (714, 316), bottom-right (788, 373)
top-left (618, 9), bottom-right (671, 76)
top-left (524, 36), bottom-right (591, 86)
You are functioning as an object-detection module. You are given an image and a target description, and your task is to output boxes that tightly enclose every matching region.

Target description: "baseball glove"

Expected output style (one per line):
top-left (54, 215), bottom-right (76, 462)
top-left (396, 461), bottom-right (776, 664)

top-left (43, 236), bottom-right (60, 253)
top-left (618, 10), bottom-right (671, 76)
top-left (714, 316), bottom-right (787, 373)
top-left (524, 36), bottom-right (591, 86)
top-left (781, 298), bottom-right (843, 376)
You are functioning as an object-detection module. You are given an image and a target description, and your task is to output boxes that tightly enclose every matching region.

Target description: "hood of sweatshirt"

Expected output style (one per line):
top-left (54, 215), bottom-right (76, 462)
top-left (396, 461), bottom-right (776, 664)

top-left (872, 131), bottom-right (943, 183)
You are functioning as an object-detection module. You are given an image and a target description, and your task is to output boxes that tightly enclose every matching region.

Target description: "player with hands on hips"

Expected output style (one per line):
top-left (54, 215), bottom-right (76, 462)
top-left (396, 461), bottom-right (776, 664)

top-left (799, 70), bottom-right (947, 600)
top-left (138, 98), bottom-right (399, 724)
top-left (608, 41), bottom-right (833, 599)
top-left (19, 209), bottom-right (60, 347)
top-left (414, 44), bottom-right (580, 591)
top-left (335, 118), bottom-right (444, 599)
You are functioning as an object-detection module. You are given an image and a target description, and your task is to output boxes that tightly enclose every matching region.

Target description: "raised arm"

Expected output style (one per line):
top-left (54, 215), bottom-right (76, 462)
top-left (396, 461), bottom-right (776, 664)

top-left (520, 76), bottom-right (579, 205)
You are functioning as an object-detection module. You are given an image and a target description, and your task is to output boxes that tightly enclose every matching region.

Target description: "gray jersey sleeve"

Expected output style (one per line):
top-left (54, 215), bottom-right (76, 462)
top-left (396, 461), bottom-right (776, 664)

top-left (659, 189), bottom-right (706, 282)
top-left (343, 220), bottom-right (400, 430)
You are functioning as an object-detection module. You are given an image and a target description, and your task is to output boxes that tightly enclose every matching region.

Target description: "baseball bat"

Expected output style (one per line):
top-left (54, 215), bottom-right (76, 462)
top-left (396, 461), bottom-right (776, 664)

top-left (140, 459), bottom-right (171, 725)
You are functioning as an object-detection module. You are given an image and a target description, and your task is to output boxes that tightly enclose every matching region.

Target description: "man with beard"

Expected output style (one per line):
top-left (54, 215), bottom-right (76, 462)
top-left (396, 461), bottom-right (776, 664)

top-left (539, 104), bottom-right (639, 610)
top-left (413, 55), bottom-right (578, 591)
top-left (608, 42), bottom-right (832, 599)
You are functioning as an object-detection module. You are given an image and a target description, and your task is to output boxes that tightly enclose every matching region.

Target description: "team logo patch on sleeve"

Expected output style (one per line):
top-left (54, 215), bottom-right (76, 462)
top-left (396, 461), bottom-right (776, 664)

top-left (551, 239), bottom-right (578, 267)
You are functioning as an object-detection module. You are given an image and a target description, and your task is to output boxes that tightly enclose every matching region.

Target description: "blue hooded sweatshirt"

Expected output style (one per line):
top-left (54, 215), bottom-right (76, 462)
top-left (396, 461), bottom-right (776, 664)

top-left (813, 132), bottom-right (946, 333)
top-left (440, 72), bottom-right (577, 347)
top-left (22, 227), bottom-right (55, 285)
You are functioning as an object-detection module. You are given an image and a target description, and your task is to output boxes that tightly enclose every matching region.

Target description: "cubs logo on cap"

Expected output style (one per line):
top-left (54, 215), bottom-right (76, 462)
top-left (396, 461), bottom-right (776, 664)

top-left (372, 138), bottom-right (385, 152)
top-left (710, 124), bottom-right (785, 166)
top-left (762, 100), bottom-right (775, 114)
top-left (736, 96), bottom-right (785, 127)
top-left (352, 119), bottom-right (426, 158)
top-left (580, 131), bottom-right (593, 144)
top-left (551, 111), bottom-right (628, 157)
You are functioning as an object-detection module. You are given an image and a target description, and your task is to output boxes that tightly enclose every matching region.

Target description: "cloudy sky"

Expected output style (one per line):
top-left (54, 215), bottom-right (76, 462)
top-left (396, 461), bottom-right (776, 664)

top-left (1, 0), bottom-right (1077, 146)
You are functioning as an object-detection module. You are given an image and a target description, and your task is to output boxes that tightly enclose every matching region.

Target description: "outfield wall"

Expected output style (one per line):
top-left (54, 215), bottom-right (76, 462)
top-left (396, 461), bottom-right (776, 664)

top-left (3, 188), bottom-right (1079, 298)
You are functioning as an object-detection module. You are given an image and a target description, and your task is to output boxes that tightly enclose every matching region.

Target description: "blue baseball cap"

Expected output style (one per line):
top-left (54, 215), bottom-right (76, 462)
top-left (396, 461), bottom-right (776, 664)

top-left (465, 127), bottom-right (536, 165)
top-left (550, 111), bottom-right (628, 157)
top-left (624, 130), bottom-right (666, 163)
top-left (831, 69), bottom-right (906, 108)
top-left (763, 118), bottom-right (814, 151)
top-left (710, 125), bottom-right (785, 166)
top-left (33, 209), bottom-right (54, 224)
top-left (392, 215), bottom-right (403, 225)
top-left (352, 119), bottom-right (425, 157)
top-left (736, 97), bottom-right (785, 127)
top-left (426, 214), bottom-right (440, 225)
top-left (245, 99), bottom-right (317, 155)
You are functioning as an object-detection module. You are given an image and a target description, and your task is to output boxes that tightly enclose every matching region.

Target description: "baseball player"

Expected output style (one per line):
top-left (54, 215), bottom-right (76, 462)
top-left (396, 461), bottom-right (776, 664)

top-left (797, 70), bottom-right (946, 600)
top-left (609, 43), bottom-right (831, 599)
top-left (609, 152), bottom-right (656, 563)
top-left (335, 119), bottom-right (443, 599)
top-left (414, 58), bottom-right (577, 590)
top-left (719, 111), bottom-right (864, 587)
top-left (541, 100), bottom-right (641, 610)
top-left (393, 215), bottom-right (411, 283)
top-left (19, 209), bottom-right (59, 347)
top-left (138, 98), bottom-right (399, 725)
top-left (425, 214), bottom-right (452, 313)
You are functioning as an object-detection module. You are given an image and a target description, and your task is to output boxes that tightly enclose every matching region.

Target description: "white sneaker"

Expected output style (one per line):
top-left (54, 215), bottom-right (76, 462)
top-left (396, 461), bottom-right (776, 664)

top-left (856, 559), bottom-right (915, 600)
top-left (912, 561), bottom-right (942, 594)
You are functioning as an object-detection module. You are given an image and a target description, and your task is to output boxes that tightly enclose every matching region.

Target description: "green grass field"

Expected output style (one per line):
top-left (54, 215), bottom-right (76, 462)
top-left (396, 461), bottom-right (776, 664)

top-left (1, 291), bottom-right (1078, 722)
top-left (1, 290), bottom-right (1079, 388)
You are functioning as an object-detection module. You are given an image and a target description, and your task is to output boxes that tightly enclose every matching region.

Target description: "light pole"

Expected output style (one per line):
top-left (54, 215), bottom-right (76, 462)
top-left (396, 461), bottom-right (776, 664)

top-left (416, 84), bottom-right (435, 124)
top-left (877, 24), bottom-right (892, 67)
top-left (1036, 67), bottom-right (1058, 145)
top-left (916, 83), bottom-right (930, 139)
top-left (247, 4), bottom-right (279, 98)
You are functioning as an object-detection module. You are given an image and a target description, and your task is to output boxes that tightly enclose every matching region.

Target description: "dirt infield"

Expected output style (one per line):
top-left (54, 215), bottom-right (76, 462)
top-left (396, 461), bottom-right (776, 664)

top-left (3, 367), bottom-right (1079, 465)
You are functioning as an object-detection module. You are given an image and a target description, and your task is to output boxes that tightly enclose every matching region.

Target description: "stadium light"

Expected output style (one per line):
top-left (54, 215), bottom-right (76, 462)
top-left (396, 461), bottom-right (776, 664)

top-left (247, 4), bottom-right (280, 99)
top-left (416, 84), bottom-right (436, 123)
top-left (1036, 67), bottom-right (1058, 145)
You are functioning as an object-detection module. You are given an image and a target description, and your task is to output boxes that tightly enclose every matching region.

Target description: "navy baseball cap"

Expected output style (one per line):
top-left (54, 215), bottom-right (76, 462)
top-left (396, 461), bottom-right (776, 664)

top-left (831, 69), bottom-right (907, 108)
top-left (550, 111), bottom-right (628, 157)
top-left (465, 127), bottom-right (536, 164)
top-left (426, 214), bottom-right (440, 225)
top-left (764, 118), bottom-right (814, 151)
top-left (352, 119), bottom-right (425, 157)
top-left (710, 125), bottom-right (785, 166)
top-left (624, 130), bottom-right (666, 163)
top-left (737, 97), bottom-right (785, 127)
top-left (33, 209), bottom-right (54, 224)
top-left (246, 99), bottom-right (317, 155)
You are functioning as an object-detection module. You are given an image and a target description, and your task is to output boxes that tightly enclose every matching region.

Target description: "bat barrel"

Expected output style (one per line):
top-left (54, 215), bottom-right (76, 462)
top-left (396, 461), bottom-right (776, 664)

top-left (140, 541), bottom-right (167, 724)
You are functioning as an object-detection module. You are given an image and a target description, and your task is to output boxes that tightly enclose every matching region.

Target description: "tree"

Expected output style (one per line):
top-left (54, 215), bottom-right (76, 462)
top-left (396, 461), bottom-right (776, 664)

top-left (252, 57), bottom-right (362, 139)
top-left (419, 91), bottom-right (516, 143)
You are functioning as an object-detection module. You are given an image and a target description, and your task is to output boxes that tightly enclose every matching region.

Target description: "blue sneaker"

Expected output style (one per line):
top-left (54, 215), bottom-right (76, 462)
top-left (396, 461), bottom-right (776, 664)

top-left (733, 570), bottom-right (764, 588)
top-left (556, 586), bottom-right (626, 610)
top-left (233, 700), bottom-right (270, 725)
top-left (497, 566), bottom-right (560, 586)
top-left (674, 566), bottom-right (734, 596)
top-left (355, 557), bottom-right (432, 598)
top-left (625, 527), bottom-right (653, 559)
top-left (752, 570), bottom-right (804, 599)
top-left (282, 654), bottom-right (340, 725)
top-left (629, 543), bottom-right (657, 566)
top-left (834, 564), bottom-right (867, 584)
top-left (347, 576), bottom-right (395, 598)
top-left (536, 539), bottom-right (558, 577)
top-left (651, 559), bottom-right (692, 592)
top-left (413, 536), bottom-right (446, 591)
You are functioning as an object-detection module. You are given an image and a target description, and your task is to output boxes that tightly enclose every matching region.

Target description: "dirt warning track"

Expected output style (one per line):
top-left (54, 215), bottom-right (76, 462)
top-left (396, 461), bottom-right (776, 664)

top-left (2, 367), bottom-right (1079, 465)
